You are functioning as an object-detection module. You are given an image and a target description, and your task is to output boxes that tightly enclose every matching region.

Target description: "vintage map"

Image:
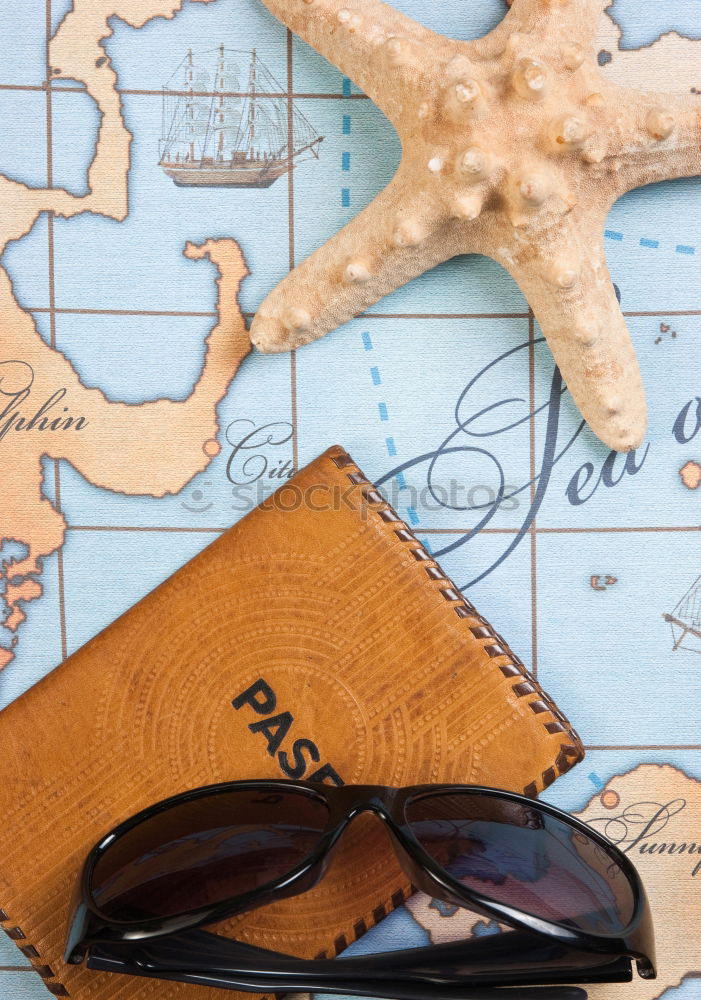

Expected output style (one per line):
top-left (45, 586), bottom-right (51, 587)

top-left (0, 0), bottom-right (699, 996)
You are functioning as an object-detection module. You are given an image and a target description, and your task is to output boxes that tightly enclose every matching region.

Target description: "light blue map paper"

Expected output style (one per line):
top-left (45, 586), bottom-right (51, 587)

top-left (0, 1), bottom-right (699, 997)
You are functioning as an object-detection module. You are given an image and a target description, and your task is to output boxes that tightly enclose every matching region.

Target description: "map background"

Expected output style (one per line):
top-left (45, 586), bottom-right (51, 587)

top-left (0, 0), bottom-right (699, 996)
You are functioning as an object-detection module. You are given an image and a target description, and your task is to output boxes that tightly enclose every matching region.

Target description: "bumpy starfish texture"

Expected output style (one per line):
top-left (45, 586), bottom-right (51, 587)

top-left (250, 0), bottom-right (700, 451)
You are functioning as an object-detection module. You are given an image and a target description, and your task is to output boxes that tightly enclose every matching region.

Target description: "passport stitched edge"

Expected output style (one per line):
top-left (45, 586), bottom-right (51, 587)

top-left (327, 444), bottom-right (585, 795)
top-left (0, 909), bottom-right (68, 996)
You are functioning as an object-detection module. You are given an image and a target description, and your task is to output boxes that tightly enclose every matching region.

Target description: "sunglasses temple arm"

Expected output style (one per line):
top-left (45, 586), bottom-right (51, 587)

top-left (90, 924), bottom-right (543, 974)
top-left (135, 924), bottom-right (620, 978)
top-left (85, 927), bottom-right (626, 993)
top-left (86, 944), bottom-right (589, 1000)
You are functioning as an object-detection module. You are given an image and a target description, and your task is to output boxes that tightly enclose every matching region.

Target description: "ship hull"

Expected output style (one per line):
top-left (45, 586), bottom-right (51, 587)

top-left (161, 162), bottom-right (289, 188)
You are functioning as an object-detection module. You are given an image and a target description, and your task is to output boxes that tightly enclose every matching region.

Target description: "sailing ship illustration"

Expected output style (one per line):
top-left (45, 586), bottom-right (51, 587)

top-left (663, 575), bottom-right (701, 654)
top-left (159, 45), bottom-right (323, 188)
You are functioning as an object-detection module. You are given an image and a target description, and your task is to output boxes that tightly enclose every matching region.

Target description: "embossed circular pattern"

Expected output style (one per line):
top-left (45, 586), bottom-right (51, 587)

top-left (92, 552), bottom-right (419, 955)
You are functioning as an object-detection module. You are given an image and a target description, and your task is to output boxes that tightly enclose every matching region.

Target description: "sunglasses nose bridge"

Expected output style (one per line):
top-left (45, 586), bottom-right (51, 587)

top-left (331, 785), bottom-right (398, 822)
top-left (347, 799), bottom-right (391, 825)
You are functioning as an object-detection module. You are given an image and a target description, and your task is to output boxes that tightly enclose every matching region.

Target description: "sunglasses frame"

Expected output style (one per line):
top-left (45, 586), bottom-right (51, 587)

top-left (64, 780), bottom-right (656, 996)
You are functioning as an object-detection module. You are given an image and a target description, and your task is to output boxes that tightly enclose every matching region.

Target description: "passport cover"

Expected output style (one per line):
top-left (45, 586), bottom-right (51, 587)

top-left (0, 445), bottom-right (584, 999)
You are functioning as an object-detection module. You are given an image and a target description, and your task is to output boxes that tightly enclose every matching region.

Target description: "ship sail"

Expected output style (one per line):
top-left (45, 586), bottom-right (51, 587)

top-left (159, 45), bottom-right (323, 188)
top-left (663, 574), bottom-right (701, 653)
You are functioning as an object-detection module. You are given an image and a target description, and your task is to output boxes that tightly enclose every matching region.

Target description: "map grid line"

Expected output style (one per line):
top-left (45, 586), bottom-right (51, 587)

top-left (287, 28), bottom-right (299, 474)
top-left (528, 310), bottom-right (538, 677)
top-left (61, 525), bottom-right (701, 535)
top-left (0, 82), bottom-right (374, 99)
top-left (45, 0), bottom-right (68, 666)
top-left (24, 306), bottom-right (701, 320)
top-left (0, 0), bottom-right (66, 973)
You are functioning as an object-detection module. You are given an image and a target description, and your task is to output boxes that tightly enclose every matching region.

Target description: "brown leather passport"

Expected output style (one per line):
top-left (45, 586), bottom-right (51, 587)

top-left (0, 445), bottom-right (583, 999)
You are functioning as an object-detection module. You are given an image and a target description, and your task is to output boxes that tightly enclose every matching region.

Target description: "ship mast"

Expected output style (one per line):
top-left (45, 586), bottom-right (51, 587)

top-left (186, 47), bottom-right (194, 163)
top-left (217, 42), bottom-right (225, 162)
top-left (248, 48), bottom-right (257, 158)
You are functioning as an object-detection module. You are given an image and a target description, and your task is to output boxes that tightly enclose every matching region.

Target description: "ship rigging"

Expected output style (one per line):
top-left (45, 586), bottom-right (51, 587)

top-left (664, 574), bottom-right (701, 654)
top-left (159, 45), bottom-right (323, 188)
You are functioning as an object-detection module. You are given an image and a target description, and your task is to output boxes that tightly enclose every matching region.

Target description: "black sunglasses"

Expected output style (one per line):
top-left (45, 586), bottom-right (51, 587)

top-left (65, 780), bottom-right (655, 1000)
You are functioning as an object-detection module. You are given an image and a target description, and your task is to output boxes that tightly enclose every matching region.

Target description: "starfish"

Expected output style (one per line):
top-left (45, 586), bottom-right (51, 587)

top-left (249, 0), bottom-right (700, 451)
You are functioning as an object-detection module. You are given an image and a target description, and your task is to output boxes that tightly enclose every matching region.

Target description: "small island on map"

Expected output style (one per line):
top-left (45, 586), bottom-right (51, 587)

top-left (679, 460), bottom-right (701, 490)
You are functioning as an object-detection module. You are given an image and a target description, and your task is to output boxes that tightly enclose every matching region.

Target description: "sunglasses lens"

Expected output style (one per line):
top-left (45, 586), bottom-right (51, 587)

top-left (90, 787), bottom-right (329, 920)
top-left (404, 792), bottom-right (634, 934)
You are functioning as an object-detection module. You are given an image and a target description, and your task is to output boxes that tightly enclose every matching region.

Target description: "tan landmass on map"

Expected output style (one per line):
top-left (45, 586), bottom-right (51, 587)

top-left (679, 460), bottom-right (701, 490)
top-left (581, 765), bottom-right (701, 999)
top-left (0, 0), bottom-right (251, 671)
top-left (407, 764), bottom-right (701, 999)
top-left (598, 4), bottom-right (701, 93)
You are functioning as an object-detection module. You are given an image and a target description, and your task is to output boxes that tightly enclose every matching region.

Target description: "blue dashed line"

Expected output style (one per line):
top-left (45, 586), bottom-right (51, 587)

top-left (342, 77), bottom-right (352, 97)
top-left (420, 536), bottom-right (433, 554)
top-left (606, 229), bottom-right (696, 256)
top-left (341, 109), bottom-right (351, 208)
top-left (351, 93), bottom-right (414, 526)
top-left (361, 330), bottom-right (420, 527)
top-left (588, 772), bottom-right (604, 790)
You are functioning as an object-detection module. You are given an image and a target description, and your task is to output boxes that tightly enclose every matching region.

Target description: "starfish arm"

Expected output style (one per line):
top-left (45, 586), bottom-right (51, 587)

top-left (490, 220), bottom-right (646, 452)
top-left (603, 87), bottom-right (701, 196)
top-left (251, 174), bottom-right (459, 351)
top-left (258, 0), bottom-right (446, 125)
